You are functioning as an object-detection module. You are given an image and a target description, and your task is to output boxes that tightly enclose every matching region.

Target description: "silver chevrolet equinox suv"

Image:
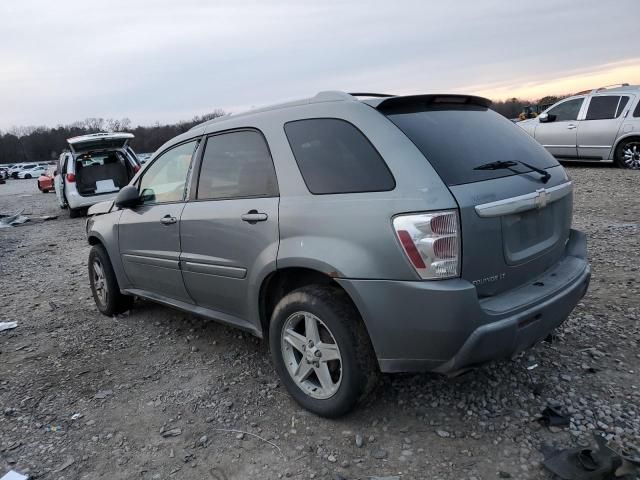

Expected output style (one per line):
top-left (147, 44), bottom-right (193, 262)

top-left (86, 91), bottom-right (591, 417)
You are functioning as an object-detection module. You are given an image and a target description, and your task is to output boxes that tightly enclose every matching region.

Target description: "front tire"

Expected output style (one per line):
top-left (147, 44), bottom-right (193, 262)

top-left (615, 138), bottom-right (640, 169)
top-left (88, 244), bottom-right (133, 316)
top-left (269, 285), bottom-right (377, 418)
top-left (24, 174), bottom-right (32, 179)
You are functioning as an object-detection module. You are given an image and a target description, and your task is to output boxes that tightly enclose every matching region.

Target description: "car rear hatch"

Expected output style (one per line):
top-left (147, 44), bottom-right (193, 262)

top-left (377, 95), bottom-right (572, 297)
top-left (67, 132), bottom-right (134, 155)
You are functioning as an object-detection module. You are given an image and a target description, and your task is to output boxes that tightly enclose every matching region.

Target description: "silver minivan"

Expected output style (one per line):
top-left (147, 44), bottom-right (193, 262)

top-left (518, 84), bottom-right (640, 169)
top-left (86, 91), bottom-right (590, 416)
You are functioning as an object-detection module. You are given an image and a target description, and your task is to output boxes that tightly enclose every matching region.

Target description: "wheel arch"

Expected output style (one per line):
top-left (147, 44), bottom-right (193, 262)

top-left (258, 267), bottom-right (370, 343)
top-left (612, 133), bottom-right (640, 158)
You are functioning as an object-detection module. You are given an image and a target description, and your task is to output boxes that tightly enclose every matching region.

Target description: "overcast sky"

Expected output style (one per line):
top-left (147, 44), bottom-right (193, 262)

top-left (1, 0), bottom-right (639, 130)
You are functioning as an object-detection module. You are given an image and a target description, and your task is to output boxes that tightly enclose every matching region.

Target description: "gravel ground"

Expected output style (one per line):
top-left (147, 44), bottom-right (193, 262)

top-left (1, 165), bottom-right (639, 480)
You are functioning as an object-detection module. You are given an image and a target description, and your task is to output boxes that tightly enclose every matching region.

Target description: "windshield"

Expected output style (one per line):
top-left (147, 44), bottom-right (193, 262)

top-left (386, 105), bottom-right (559, 186)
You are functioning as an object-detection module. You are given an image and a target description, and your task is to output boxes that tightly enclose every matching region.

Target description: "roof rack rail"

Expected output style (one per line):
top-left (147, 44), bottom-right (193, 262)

top-left (576, 83), bottom-right (630, 95)
top-left (348, 92), bottom-right (395, 98)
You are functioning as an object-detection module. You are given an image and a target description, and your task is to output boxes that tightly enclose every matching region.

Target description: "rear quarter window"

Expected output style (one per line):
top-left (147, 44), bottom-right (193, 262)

top-left (284, 118), bottom-right (395, 194)
top-left (385, 105), bottom-right (559, 186)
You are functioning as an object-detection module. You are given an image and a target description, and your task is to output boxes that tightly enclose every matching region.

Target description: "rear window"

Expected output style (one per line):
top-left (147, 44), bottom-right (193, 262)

top-left (385, 105), bottom-right (559, 186)
top-left (284, 118), bottom-right (395, 194)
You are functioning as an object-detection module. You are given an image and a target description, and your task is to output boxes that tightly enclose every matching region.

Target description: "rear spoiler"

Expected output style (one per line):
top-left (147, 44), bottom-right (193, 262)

top-left (367, 94), bottom-right (492, 113)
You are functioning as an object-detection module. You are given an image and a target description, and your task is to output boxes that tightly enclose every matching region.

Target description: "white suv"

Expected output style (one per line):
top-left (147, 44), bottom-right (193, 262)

top-left (518, 84), bottom-right (640, 169)
top-left (55, 133), bottom-right (140, 217)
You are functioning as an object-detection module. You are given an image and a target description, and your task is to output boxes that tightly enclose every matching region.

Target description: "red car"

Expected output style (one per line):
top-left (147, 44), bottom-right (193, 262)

top-left (37, 166), bottom-right (56, 193)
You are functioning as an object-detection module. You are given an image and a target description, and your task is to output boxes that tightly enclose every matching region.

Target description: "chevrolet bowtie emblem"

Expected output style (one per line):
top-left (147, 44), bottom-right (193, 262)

top-left (534, 188), bottom-right (548, 209)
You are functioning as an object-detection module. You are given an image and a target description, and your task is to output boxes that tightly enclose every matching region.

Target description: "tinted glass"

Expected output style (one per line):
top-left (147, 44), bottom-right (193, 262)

top-left (547, 98), bottom-right (583, 121)
top-left (197, 130), bottom-right (278, 200)
top-left (616, 96), bottom-right (630, 117)
top-left (284, 118), bottom-right (395, 194)
top-left (139, 140), bottom-right (197, 204)
top-left (634, 99), bottom-right (640, 118)
top-left (386, 105), bottom-right (559, 186)
top-left (585, 96), bottom-right (622, 120)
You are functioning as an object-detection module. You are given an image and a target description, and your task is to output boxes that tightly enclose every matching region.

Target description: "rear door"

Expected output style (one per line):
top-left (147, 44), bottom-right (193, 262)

top-left (179, 129), bottom-right (279, 328)
top-left (118, 139), bottom-right (199, 302)
top-left (382, 99), bottom-right (572, 297)
top-left (67, 133), bottom-right (133, 155)
top-left (577, 94), bottom-right (631, 160)
top-left (534, 97), bottom-right (584, 158)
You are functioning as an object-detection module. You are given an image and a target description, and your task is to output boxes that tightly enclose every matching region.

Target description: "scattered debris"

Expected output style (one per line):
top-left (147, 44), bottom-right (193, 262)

top-left (0, 211), bottom-right (57, 228)
top-left (55, 456), bottom-right (75, 473)
top-left (45, 425), bottom-right (62, 433)
top-left (94, 389), bottom-right (113, 399)
top-left (539, 404), bottom-right (571, 432)
top-left (0, 471), bottom-right (28, 480)
top-left (0, 321), bottom-right (18, 332)
top-left (71, 413), bottom-right (83, 420)
top-left (542, 433), bottom-right (640, 479)
top-left (161, 427), bottom-right (182, 438)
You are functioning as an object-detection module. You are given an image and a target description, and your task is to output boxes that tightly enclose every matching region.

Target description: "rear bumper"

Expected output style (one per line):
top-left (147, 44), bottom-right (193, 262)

top-left (337, 229), bottom-right (590, 373)
top-left (66, 189), bottom-right (119, 209)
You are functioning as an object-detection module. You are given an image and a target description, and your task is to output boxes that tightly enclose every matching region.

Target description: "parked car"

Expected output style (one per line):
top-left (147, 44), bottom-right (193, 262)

top-left (17, 164), bottom-right (46, 179)
top-left (518, 84), bottom-right (640, 169)
top-left (0, 166), bottom-right (8, 179)
top-left (54, 133), bottom-right (140, 217)
top-left (9, 163), bottom-right (34, 178)
top-left (37, 166), bottom-right (56, 193)
top-left (86, 91), bottom-right (590, 417)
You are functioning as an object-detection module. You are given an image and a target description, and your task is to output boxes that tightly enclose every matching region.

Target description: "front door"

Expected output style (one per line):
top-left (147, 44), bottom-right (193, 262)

top-left (535, 97), bottom-right (584, 158)
top-left (180, 130), bottom-right (279, 329)
top-left (119, 139), bottom-right (199, 303)
top-left (577, 94), bottom-right (630, 160)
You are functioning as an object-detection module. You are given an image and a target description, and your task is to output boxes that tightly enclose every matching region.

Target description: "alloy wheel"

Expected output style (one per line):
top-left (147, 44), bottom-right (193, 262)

top-left (622, 142), bottom-right (640, 169)
top-left (91, 259), bottom-right (108, 308)
top-left (280, 311), bottom-right (342, 399)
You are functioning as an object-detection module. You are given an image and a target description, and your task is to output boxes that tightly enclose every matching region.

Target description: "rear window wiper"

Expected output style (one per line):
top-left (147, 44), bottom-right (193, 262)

top-left (474, 160), bottom-right (550, 183)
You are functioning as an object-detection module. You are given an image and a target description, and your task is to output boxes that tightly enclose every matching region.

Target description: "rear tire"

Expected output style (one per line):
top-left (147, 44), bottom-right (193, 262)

top-left (69, 207), bottom-right (83, 218)
top-left (88, 244), bottom-right (133, 316)
top-left (614, 137), bottom-right (640, 169)
top-left (269, 285), bottom-right (378, 418)
top-left (24, 174), bottom-right (32, 179)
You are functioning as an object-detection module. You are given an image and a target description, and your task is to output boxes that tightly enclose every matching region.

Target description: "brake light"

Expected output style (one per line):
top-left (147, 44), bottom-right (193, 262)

top-left (393, 210), bottom-right (460, 279)
top-left (133, 164), bottom-right (140, 173)
top-left (66, 173), bottom-right (76, 182)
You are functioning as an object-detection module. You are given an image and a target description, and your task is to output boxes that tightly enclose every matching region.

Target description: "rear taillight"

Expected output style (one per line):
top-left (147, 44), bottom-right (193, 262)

top-left (66, 173), bottom-right (76, 182)
top-left (133, 164), bottom-right (140, 173)
top-left (393, 210), bottom-right (460, 279)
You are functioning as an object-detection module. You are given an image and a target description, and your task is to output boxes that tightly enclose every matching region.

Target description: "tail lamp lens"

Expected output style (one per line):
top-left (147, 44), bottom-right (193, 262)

top-left (393, 210), bottom-right (460, 279)
top-left (66, 173), bottom-right (76, 182)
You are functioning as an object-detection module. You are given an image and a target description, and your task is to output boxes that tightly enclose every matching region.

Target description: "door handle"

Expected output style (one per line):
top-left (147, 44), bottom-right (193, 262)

top-left (160, 215), bottom-right (177, 225)
top-left (567, 124), bottom-right (577, 130)
top-left (241, 210), bottom-right (268, 224)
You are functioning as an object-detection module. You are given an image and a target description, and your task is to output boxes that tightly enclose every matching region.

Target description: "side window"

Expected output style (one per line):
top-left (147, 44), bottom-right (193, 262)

top-left (616, 96), bottom-right (630, 117)
top-left (547, 98), bottom-right (583, 122)
top-left (138, 140), bottom-right (197, 204)
top-left (284, 118), bottom-right (395, 194)
top-left (196, 130), bottom-right (278, 200)
top-left (585, 96), bottom-right (624, 120)
top-left (634, 98), bottom-right (640, 118)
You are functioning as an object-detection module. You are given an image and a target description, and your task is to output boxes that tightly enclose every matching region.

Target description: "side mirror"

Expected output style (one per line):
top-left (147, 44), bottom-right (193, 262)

top-left (115, 185), bottom-right (141, 209)
top-left (538, 113), bottom-right (553, 123)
